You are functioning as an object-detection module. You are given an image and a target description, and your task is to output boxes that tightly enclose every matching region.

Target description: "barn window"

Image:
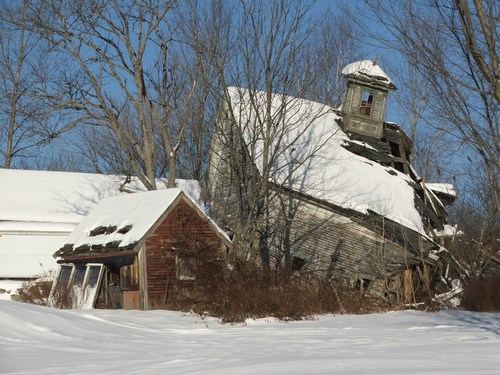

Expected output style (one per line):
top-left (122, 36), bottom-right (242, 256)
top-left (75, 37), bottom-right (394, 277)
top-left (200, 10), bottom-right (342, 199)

top-left (355, 277), bottom-right (373, 292)
top-left (176, 256), bottom-right (196, 280)
top-left (87, 265), bottom-right (102, 287)
top-left (359, 90), bottom-right (374, 116)
top-left (291, 256), bottom-right (306, 271)
top-left (389, 141), bottom-right (401, 158)
top-left (72, 265), bottom-right (86, 286)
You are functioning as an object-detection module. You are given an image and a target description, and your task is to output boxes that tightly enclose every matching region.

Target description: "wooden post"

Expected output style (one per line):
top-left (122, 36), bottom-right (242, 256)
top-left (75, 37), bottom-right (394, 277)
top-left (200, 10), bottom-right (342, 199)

top-left (138, 245), bottom-right (149, 310)
top-left (403, 268), bottom-right (413, 304)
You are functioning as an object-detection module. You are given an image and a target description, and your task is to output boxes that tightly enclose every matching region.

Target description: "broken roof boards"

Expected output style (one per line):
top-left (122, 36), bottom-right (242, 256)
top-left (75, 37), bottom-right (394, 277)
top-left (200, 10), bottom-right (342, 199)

top-left (225, 86), bottom-right (425, 235)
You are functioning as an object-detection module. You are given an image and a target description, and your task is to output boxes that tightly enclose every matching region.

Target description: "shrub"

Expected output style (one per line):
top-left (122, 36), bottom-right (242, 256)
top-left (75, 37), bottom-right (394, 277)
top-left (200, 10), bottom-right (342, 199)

top-left (461, 275), bottom-right (500, 312)
top-left (19, 276), bottom-right (75, 309)
top-left (19, 278), bottom-right (53, 306)
top-left (161, 245), bottom-right (388, 322)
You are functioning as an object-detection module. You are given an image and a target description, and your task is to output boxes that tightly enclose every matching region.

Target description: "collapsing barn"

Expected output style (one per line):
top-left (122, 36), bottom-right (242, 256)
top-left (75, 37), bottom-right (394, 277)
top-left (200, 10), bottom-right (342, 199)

top-left (208, 60), bottom-right (456, 302)
top-left (51, 189), bottom-right (231, 309)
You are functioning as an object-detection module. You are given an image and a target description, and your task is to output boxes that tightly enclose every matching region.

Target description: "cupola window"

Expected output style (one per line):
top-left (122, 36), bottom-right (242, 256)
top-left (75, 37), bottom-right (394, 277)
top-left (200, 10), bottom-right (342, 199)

top-left (359, 90), bottom-right (374, 116)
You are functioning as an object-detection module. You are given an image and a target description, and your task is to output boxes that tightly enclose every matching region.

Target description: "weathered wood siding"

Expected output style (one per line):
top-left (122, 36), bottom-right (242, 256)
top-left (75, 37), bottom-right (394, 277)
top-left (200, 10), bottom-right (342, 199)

top-left (145, 198), bottom-right (223, 308)
top-left (209, 132), bottom-right (417, 290)
top-left (208, 113), bottom-right (261, 248)
top-left (277, 200), bottom-right (417, 283)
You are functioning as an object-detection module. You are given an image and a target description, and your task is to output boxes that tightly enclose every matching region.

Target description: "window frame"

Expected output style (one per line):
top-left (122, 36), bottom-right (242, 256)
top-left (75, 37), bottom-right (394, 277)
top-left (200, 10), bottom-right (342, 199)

top-left (358, 89), bottom-right (374, 117)
top-left (355, 277), bottom-right (373, 292)
top-left (50, 263), bottom-right (104, 309)
top-left (176, 255), bottom-right (197, 281)
top-left (55, 264), bottom-right (73, 289)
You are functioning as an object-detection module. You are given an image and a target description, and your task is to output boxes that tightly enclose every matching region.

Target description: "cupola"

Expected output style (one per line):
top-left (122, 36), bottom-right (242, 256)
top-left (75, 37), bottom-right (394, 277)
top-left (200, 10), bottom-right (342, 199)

top-left (341, 60), bottom-right (396, 139)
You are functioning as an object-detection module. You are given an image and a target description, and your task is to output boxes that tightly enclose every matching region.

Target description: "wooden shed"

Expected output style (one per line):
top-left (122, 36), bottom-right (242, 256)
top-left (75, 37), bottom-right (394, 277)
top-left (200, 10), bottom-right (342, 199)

top-left (51, 189), bottom-right (231, 310)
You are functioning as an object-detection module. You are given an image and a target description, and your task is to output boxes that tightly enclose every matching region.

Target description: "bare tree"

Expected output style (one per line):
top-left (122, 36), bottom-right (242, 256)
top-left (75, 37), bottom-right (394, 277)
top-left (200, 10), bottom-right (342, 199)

top-left (356, 0), bottom-right (499, 215)
top-left (391, 64), bottom-right (457, 183)
top-left (209, 0), bottom-right (362, 268)
top-left (173, 0), bottom-right (233, 187)
top-left (300, 9), bottom-right (363, 107)
top-left (71, 0), bottom-right (229, 189)
top-left (77, 111), bottom-right (170, 178)
top-left (23, 0), bottom-right (197, 189)
top-left (447, 161), bottom-right (499, 281)
top-left (0, 0), bottom-right (77, 168)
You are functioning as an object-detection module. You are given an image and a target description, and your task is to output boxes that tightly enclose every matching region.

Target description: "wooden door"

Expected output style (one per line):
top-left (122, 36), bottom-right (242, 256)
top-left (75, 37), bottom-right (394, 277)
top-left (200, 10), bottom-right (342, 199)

top-left (122, 290), bottom-right (141, 310)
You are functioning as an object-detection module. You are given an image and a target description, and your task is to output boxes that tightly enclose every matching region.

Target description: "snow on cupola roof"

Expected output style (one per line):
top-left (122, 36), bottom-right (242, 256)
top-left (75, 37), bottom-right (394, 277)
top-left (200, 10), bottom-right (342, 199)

top-left (342, 60), bottom-right (397, 90)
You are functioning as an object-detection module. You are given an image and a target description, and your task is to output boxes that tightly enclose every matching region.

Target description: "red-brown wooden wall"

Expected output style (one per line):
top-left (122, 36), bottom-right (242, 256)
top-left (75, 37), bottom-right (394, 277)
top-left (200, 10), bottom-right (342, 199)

top-left (145, 198), bottom-right (223, 307)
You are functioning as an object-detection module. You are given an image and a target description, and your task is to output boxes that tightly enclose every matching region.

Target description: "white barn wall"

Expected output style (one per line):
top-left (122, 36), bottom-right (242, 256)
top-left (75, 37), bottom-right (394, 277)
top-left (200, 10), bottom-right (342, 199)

top-left (0, 234), bottom-right (67, 278)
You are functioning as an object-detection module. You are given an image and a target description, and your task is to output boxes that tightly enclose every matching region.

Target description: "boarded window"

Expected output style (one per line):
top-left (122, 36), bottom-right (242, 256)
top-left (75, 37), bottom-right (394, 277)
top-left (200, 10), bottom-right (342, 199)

top-left (177, 256), bottom-right (196, 280)
top-left (371, 92), bottom-right (385, 120)
top-left (120, 261), bottom-right (139, 290)
top-left (350, 86), bottom-right (361, 114)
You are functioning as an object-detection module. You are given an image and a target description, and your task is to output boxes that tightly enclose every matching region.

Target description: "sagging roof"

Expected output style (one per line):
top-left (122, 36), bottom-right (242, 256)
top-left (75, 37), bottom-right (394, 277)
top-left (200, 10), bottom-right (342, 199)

top-left (226, 87), bottom-right (430, 235)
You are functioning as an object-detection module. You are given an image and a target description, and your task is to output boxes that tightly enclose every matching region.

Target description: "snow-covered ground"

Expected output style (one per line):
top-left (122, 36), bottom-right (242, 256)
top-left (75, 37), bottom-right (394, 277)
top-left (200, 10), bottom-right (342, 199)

top-left (1, 300), bottom-right (499, 374)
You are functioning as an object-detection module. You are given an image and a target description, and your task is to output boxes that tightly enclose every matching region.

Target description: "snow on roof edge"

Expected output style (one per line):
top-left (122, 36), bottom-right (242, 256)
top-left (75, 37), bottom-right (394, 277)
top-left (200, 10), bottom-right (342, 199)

top-left (0, 221), bottom-right (76, 234)
top-left (342, 60), bottom-right (396, 89)
top-left (426, 183), bottom-right (457, 198)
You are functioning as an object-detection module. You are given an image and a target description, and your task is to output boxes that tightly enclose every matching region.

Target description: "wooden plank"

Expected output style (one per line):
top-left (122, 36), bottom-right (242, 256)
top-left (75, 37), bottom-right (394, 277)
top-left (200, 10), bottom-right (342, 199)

top-left (123, 290), bottom-right (140, 310)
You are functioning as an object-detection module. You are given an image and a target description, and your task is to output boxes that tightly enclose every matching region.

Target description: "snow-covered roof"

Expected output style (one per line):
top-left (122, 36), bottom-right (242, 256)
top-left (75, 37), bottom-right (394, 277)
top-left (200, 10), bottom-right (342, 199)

top-left (227, 87), bottom-right (424, 234)
top-left (342, 60), bottom-right (396, 89)
top-left (425, 183), bottom-right (457, 198)
top-left (56, 189), bottom-right (230, 257)
top-left (0, 168), bottom-right (201, 234)
top-left (434, 224), bottom-right (461, 238)
top-left (61, 189), bottom-right (182, 250)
